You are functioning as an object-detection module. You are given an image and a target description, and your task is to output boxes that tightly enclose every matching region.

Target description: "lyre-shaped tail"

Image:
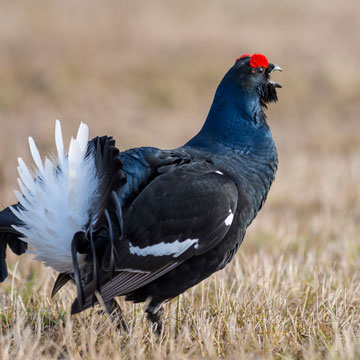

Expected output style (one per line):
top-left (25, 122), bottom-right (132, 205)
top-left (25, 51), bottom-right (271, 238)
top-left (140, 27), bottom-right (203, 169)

top-left (10, 120), bottom-right (99, 273)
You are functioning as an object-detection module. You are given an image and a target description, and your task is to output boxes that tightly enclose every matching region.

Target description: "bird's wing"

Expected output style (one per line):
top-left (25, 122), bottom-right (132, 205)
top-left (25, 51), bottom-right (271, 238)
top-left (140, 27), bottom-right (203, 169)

top-left (72, 160), bottom-right (238, 313)
top-left (120, 161), bottom-right (238, 263)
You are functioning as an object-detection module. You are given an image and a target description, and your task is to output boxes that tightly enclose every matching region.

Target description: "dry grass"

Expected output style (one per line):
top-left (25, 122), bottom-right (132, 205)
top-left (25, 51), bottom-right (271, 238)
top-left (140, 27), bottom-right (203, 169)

top-left (1, 1), bottom-right (360, 359)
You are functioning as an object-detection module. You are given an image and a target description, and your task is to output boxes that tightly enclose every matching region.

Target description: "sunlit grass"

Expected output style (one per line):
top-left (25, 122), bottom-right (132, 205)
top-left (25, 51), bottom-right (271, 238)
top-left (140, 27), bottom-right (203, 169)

top-left (1, 240), bottom-right (360, 359)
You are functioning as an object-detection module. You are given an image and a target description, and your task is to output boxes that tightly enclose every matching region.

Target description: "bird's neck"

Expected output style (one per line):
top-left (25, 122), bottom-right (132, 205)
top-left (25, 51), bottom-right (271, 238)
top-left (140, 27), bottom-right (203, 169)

top-left (186, 79), bottom-right (274, 156)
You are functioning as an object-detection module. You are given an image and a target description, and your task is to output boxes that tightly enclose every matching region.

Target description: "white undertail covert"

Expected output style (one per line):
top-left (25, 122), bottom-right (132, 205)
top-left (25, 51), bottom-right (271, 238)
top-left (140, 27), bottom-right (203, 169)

top-left (10, 120), bottom-right (99, 273)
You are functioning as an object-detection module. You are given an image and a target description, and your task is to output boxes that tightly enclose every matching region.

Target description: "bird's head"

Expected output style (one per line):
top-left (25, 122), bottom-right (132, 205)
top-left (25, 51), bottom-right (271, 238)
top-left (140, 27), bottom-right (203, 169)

top-left (229, 53), bottom-right (282, 108)
top-left (186, 53), bottom-right (282, 150)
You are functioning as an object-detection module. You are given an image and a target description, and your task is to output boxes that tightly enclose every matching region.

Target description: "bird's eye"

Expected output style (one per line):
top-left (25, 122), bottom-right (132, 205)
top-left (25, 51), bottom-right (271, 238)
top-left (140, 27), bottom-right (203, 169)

top-left (257, 67), bottom-right (265, 74)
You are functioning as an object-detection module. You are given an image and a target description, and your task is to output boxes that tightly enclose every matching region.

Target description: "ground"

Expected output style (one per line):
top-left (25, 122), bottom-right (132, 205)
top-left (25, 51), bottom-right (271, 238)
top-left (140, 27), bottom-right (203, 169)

top-left (0, 1), bottom-right (360, 359)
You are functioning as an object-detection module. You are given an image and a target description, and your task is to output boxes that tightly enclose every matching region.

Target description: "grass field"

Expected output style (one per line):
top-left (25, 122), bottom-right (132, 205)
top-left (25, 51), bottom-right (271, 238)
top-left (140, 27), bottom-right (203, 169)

top-left (1, 1), bottom-right (360, 359)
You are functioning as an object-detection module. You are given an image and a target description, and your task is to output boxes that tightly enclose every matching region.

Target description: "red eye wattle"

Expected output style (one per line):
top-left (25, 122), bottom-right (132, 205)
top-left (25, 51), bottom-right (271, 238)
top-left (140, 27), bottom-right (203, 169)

top-left (249, 54), bottom-right (269, 69)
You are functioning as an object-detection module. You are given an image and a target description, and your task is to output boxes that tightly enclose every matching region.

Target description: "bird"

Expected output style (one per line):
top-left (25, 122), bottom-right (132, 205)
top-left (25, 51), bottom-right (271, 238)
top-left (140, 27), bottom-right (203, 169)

top-left (0, 53), bottom-right (281, 332)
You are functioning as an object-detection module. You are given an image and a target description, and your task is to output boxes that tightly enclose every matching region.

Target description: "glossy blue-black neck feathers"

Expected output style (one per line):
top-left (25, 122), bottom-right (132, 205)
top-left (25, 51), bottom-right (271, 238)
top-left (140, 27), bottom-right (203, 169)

top-left (186, 67), bottom-right (275, 156)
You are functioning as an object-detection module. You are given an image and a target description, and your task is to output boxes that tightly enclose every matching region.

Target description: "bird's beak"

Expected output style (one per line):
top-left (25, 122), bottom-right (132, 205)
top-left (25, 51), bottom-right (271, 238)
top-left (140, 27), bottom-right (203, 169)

top-left (268, 63), bottom-right (282, 88)
top-left (270, 64), bottom-right (282, 73)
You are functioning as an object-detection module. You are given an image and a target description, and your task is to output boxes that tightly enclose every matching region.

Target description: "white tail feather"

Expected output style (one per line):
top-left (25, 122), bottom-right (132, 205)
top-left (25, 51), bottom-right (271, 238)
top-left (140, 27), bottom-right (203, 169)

top-left (28, 137), bottom-right (45, 175)
top-left (11, 121), bottom-right (99, 273)
top-left (76, 122), bottom-right (89, 152)
top-left (55, 119), bottom-right (64, 168)
top-left (17, 158), bottom-right (35, 192)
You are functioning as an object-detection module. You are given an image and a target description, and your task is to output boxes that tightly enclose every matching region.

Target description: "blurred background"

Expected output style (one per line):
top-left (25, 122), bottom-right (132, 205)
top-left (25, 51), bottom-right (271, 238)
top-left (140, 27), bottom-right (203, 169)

top-left (0, 0), bottom-right (359, 270)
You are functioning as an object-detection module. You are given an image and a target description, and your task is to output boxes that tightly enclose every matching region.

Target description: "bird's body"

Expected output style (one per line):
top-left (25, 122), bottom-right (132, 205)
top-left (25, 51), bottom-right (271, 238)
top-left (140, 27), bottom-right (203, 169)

top-left (0, 53), bottom-right (281, 331)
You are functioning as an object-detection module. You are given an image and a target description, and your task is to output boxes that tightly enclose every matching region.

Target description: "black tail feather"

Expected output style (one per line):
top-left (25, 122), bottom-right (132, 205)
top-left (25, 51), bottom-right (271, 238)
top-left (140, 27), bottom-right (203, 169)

top-left (104, 209), bottom-right (115, 278)
top-left (111, 191), bottom-right (123, 237)
top-left (71, 232), bottom-right (87, 307)
top-left (0, 206), bottom-right (27, 282)
top-left (89, 228), bottom-right (100, 306)
top-left (51, 272), bottom-right (71, 297)
top-left (0, 237), bottom-right (8, 282)
top-left (70, 136), bottom-right (125, 310)
top-left (88, 136), bottom-right (126, 231)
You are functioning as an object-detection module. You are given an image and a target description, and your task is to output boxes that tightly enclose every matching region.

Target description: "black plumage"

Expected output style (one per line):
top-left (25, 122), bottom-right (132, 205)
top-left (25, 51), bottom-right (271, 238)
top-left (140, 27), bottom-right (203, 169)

top-left (0, 53), bottom-right (281, 331)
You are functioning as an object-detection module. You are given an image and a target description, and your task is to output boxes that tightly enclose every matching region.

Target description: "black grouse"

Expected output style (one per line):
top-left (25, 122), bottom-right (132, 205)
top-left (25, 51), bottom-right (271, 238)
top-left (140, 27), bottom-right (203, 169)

top-left (0, 53), bottom-right (281, 332)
